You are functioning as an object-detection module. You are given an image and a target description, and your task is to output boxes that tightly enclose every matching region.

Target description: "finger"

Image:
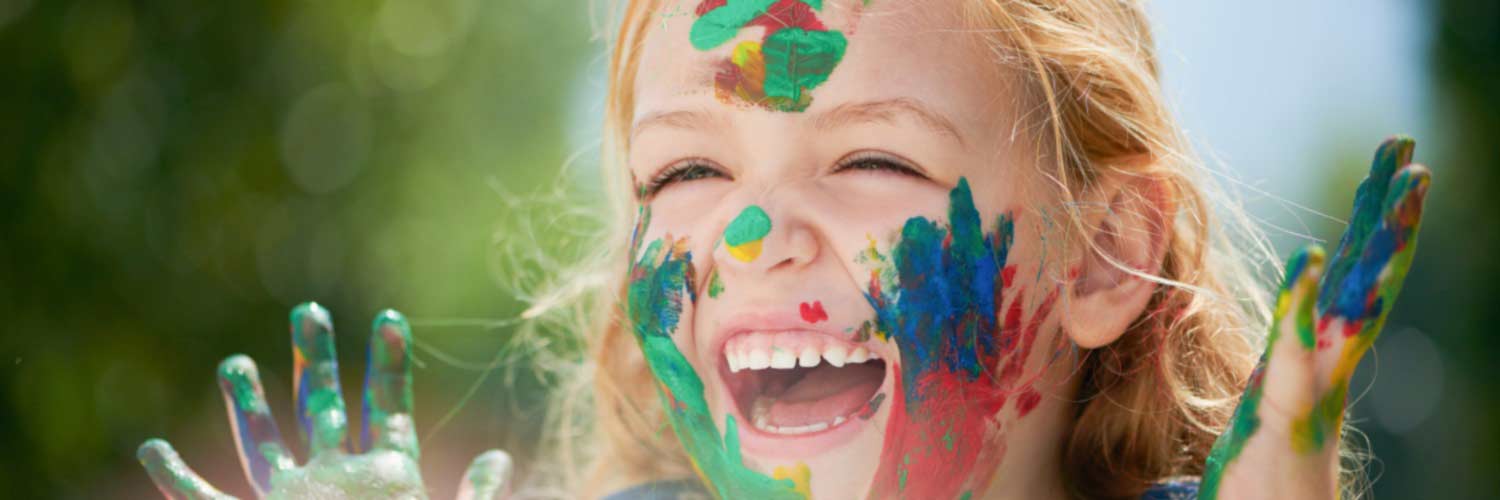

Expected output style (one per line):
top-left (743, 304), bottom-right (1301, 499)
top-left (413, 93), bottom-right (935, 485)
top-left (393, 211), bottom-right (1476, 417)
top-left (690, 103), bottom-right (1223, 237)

top-left (137, 439), bottom-right (238, 500)
top-left (1200, 245), bottom-right (1325, 499)
top-left (217, 355), bottom-right (295, 496)
top-left (1262, 247), bottom-right (1336, 454)
top-left (361, 309), bottom-right (418, 458)
top-left (455, 450), bottom-right (514, 500)
top-left (291, 302), bottom-right (349, 456)
top-left (1321, 164), bottom-right (1432, 394)
top-left (1319, 135), bottom-right (1415, 309)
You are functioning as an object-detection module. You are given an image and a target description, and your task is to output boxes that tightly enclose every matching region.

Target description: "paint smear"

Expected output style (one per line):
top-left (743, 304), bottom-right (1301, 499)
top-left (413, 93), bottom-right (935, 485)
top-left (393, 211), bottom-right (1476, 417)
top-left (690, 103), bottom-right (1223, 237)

top-left (627, 207), bottom-right (805, 499)
top-left (725, 205), bottom-right (772, 262)
top-left (858, 178), bottom-right (1059, 499)
top-left (708, 268), bottom-right (726, 298)
top-left (692, 0), bottom-right (848, 112)
top-left (799, 301), bottom-right (828, 323)
top-left (1200, 137), bottom-right (1429, 499)
top-left (772, 462), bottom-right (813, 498)
top-left (290, 303), bottom-right (351, 455)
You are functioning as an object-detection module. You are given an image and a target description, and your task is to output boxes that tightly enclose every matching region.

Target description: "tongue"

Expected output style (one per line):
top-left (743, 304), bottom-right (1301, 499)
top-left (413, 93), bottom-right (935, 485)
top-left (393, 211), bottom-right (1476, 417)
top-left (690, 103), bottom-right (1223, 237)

top-left (761, 362), bottom-right (884, 427)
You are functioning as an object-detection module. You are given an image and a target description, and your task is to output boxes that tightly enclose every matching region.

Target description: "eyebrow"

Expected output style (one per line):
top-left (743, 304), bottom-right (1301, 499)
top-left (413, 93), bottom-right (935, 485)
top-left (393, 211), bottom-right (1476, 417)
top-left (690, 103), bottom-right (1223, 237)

top-left (813, 97), bottom-right (967, 147)
top-left (630, 108), bottom-right (725, 144)
top-left (630, 97), bottom-right (967, 146)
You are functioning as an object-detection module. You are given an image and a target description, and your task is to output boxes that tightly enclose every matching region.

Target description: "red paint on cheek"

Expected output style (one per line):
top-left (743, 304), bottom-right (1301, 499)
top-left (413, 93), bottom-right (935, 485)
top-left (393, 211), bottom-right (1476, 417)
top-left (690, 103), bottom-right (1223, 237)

top-left (872, 279), bottom-right (1061, 499)
top-left (799, 301), bottom-right (829, 323)
top-left (1015, 389), bottom-right (1042, 417)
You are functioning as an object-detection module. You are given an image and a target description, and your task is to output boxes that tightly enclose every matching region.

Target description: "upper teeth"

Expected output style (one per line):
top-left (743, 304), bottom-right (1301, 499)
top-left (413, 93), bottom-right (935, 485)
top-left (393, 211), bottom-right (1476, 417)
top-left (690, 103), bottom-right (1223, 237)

top-left (727, 340), bottom-right (879, 373)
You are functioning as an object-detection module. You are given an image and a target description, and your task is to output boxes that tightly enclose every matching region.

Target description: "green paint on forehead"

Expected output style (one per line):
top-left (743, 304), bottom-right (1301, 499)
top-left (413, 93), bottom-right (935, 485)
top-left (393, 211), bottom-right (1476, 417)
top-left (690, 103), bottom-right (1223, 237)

top-left (691, 0), bottom-right (851, 112)
top-left (691, 0), bottom-right (780, 50)
top-left (724, 205), bottom-right (772, 246)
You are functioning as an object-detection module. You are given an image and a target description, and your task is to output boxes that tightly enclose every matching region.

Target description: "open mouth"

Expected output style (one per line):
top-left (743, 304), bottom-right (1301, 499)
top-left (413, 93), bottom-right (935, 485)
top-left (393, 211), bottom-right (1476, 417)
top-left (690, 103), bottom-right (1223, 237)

top-left (723, 332), bottom-right (888, 436)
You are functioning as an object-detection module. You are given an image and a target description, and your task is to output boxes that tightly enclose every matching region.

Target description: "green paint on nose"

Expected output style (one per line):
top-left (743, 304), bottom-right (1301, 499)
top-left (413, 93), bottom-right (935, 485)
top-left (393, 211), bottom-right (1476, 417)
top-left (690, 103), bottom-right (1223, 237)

top-left (724, 205), bottom-right (772, 247)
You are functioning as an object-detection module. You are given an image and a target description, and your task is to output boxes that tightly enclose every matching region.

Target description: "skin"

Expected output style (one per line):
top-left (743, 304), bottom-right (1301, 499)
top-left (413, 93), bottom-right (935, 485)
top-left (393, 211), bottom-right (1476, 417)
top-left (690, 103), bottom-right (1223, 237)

top-left (630, 1), bottom-right (1083, 497)
top-left (137, 1), bottom-right (1430, 498)
top-left (138, 303), bottom-right (513, 500)
top-left (628, 1), bottom-right (1432, 499)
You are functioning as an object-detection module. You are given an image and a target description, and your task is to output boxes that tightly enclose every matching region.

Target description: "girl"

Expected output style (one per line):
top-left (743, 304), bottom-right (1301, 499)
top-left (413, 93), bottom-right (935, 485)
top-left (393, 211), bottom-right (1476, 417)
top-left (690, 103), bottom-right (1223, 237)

top-left (138, 0), bottom-right (1431, 499)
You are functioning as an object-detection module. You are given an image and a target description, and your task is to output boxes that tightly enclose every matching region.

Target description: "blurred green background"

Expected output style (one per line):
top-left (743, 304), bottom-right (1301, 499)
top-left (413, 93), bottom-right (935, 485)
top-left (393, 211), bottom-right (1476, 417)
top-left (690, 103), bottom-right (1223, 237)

top-left (0, 0), bottom-right (1495, 498)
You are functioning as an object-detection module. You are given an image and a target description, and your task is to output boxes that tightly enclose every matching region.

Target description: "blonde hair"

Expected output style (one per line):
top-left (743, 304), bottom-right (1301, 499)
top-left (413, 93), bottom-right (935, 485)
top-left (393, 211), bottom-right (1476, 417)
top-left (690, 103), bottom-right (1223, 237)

top-left (544, 0), bottom-right (1329, 498)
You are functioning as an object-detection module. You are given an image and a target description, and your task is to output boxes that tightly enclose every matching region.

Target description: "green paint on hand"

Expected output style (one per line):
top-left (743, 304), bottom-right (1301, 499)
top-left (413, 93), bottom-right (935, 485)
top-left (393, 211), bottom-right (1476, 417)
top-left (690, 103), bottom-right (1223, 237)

top-left (1201, 246), bottom-right (1324, 499)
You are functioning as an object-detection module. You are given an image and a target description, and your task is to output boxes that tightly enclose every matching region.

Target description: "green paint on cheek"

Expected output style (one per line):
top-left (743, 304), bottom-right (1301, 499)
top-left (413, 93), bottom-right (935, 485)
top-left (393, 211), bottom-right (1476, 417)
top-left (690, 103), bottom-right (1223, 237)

top-left (708, 269), bottom-right (725, 298)
top-left (628, 227), bottom-right (803, 499)
top-left (724, 205), bottom-right (772, 247)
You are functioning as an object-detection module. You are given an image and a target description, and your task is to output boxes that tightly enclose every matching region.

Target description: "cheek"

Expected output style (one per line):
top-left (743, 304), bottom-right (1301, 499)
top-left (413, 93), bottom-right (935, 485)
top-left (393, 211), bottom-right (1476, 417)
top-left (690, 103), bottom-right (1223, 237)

top-left (857, 181), bottom-right (1066, 498)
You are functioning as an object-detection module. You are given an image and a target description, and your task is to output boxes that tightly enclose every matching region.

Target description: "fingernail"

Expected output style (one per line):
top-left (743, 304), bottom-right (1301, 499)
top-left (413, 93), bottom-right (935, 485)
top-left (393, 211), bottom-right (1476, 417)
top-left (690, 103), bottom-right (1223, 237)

top-left (371, 309), bottom-right (411, 365)
top-left (291, 302), bottom-right (335, 355)
top-left (1284, 245), bottom-right (1326, 284)
top-left (1381, 135), bottom-right (1416, 166)
top-left (137, 438), bottom-right (172, 464)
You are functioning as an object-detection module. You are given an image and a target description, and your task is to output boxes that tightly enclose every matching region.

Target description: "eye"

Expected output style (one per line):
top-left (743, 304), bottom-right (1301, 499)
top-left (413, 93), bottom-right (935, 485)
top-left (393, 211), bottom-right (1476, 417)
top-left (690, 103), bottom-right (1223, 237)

top-left (833, 151), bottom-right (928, 179)
top-left (642, 158), bottom-right (730, 198)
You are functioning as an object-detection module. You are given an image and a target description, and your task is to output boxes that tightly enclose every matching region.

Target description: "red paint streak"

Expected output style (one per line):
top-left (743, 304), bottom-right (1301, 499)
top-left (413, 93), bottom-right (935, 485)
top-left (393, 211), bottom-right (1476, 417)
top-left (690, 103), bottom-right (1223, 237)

top-left (694, 0), bottom-right (726, 16)
top-left (799, 301), bottom-right (828, 323)
top-left (748, 0), bottom-right (826, 32)
top-left (870, 283), bottom-right (1061, 498)
top-left (1015, 389), bottom-right (1042, 417)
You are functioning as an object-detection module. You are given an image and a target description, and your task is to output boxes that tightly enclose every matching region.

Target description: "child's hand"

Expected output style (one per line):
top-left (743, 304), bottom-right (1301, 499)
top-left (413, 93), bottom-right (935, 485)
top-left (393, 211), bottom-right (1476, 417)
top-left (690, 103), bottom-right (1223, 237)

top-left (136, 303), bottom-right (513, 500)
top-left (1199, 137), bottom-right (1430, 499)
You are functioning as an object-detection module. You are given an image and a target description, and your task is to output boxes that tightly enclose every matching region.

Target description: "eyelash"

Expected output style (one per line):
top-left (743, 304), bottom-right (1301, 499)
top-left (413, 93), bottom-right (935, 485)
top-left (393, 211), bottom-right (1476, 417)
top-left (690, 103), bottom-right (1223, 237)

top-left (832, 152), bottom-right (926, 178)
top-left (640, 152), bottom-right (926, 198)
top-left (642, 158), bottom-right (728, 198)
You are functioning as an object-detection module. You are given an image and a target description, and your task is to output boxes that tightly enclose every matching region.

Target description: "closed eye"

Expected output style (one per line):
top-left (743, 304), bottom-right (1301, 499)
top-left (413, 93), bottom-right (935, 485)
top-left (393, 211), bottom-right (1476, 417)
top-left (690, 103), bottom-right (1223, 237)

top-left (832, 151), bottom-right (928, 179)
top-left (641, 158), bottom-right (730, 198)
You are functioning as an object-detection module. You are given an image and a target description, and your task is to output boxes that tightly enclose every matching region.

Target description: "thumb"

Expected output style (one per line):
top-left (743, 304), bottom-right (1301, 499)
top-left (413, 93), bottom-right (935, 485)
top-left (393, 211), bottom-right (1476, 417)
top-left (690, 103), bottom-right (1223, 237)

top-left (455, 449), bottom-right (514, 500)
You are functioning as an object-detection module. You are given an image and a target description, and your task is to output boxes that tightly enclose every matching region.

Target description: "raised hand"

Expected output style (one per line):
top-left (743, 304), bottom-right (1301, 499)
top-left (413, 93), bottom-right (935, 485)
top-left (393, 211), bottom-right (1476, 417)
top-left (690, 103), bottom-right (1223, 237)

top-left (1200, 137), bottom-right (1431, 499)
top-left (137, 303), bottom-right (514, 500)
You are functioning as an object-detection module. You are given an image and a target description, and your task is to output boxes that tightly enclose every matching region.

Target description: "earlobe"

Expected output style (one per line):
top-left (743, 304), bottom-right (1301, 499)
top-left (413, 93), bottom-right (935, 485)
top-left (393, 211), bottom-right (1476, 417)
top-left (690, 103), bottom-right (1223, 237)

top-left (1061, 175), bottom-right (1173, 349)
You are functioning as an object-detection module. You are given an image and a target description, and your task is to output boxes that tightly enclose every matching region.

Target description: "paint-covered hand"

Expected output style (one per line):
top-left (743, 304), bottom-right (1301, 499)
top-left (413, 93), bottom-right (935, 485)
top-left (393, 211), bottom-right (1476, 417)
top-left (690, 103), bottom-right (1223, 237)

top-left (136, 303), bottom-right (514, 500)
top-left (1200, 137), bottom-right (1431, 499)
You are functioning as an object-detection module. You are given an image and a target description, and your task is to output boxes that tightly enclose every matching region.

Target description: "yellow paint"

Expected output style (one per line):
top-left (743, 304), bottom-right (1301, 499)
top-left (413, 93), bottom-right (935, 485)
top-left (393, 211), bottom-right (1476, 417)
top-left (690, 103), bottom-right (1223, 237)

top-left (727, 240), bottom-right (763, 262)
top-left (732, 41), bottom-right (762, 67)
top-left (772, 462), bottom-right (812, 498)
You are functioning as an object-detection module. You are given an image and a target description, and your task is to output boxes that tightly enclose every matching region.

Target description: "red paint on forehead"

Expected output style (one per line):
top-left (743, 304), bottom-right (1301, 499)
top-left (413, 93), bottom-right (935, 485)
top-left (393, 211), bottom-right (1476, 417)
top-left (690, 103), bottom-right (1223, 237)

top-left (695, 0), bottom-right (827, 31)
top-left (695, 0), bottom-right (727, 16)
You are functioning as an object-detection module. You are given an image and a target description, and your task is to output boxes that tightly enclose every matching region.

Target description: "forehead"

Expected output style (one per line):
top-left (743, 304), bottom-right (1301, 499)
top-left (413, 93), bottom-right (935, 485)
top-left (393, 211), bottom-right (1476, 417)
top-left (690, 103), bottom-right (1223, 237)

top-left (633, 0), bottom-right (1016, 129)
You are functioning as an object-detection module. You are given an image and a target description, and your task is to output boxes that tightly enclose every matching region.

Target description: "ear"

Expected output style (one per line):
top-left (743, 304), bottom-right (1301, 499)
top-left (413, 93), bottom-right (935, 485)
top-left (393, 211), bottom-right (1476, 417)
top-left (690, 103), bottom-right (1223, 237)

top-left (1061, 173), bottom-right (1173, 349)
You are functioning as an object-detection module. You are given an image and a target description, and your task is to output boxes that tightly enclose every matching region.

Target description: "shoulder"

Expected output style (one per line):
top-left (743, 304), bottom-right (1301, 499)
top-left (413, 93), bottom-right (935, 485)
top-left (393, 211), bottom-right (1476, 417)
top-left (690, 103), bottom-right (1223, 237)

top-left (605, 477), bottom-right (1198, 499)
top-left (1141, 477), bottom-right (1200, 500)
top-left (601, 479), bottom-right (711, 500)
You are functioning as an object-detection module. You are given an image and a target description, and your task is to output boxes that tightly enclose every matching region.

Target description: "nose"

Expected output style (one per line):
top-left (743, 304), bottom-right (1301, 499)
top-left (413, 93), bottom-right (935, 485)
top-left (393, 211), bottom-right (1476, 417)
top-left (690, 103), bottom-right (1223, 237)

top-left (718, 200), bottom-right (818, 274)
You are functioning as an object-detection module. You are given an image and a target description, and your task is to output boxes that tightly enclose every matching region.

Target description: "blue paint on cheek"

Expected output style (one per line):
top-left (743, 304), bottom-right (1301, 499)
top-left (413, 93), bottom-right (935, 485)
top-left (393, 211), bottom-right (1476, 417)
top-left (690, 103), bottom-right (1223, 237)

top-left (865, 178), bottom-right (1015, 400)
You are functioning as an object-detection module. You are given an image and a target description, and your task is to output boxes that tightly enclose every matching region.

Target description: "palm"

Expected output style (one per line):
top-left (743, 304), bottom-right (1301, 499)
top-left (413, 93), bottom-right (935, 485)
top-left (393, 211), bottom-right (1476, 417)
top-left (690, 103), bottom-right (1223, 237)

top-left (1200, 137), bottom-right (1431, 499)
top-left (137, 304), bottom-right (512, 500)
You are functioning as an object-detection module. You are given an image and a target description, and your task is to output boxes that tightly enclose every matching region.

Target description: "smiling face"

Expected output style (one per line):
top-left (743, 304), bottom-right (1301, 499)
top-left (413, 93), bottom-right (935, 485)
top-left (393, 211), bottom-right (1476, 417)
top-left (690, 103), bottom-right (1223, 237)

top-left (623, 1), bottom-right (1083, 498)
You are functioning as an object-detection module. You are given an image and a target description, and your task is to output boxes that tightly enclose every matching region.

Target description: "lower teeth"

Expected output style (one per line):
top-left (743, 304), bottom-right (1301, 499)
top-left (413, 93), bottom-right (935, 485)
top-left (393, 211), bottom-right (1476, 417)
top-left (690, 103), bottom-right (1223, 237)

top-left (750, 397), bottom-right (852, 435)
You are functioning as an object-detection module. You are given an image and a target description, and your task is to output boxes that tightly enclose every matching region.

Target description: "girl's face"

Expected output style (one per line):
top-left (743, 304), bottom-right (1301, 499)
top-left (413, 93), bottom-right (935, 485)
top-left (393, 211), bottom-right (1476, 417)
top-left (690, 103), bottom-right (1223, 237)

top-left (626, 1), bottom-right (1080, 498)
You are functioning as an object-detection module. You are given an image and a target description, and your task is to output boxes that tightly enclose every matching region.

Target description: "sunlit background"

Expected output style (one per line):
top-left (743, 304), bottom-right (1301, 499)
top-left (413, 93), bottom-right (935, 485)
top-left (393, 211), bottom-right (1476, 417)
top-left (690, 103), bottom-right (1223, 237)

top-left (1, 0), bottom-right (1495, 498)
